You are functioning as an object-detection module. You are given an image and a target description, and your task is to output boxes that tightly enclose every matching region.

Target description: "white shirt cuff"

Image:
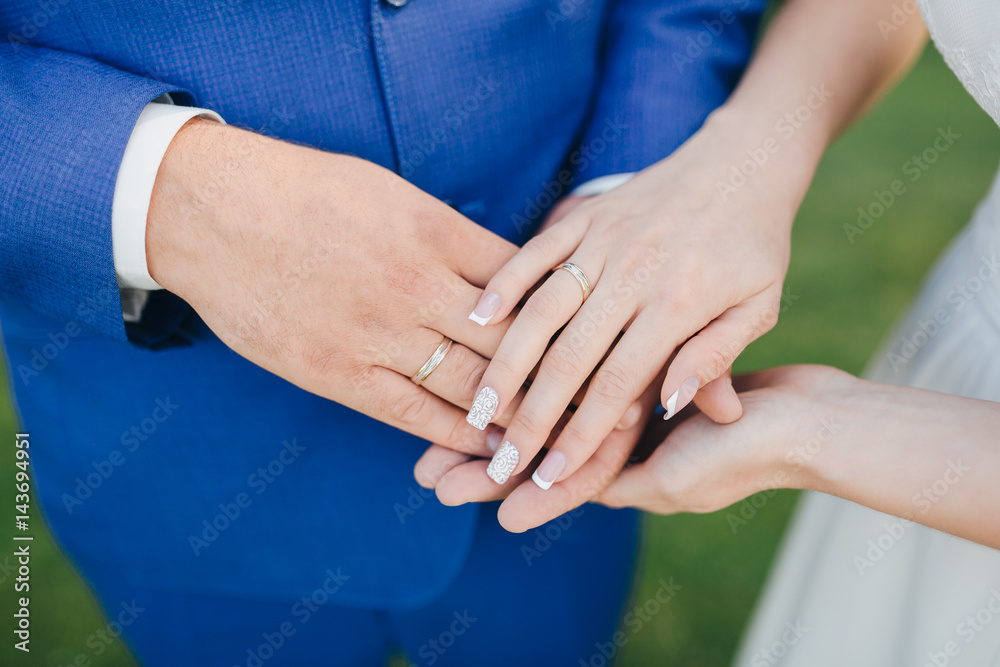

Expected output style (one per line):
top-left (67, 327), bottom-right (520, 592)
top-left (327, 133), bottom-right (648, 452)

top-left (112, 100), bottom-right (224, 291)
top-left (571, 172), bottom-right (635, 197)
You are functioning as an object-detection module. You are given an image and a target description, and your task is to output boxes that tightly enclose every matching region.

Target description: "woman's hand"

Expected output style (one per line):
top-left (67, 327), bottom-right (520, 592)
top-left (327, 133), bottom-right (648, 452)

top-left (463, 112), bottom-right (796, 491)
top-left (596, 365), bottom-right (852, 515)
top-left (597, 364), bottom-right (1000, 552)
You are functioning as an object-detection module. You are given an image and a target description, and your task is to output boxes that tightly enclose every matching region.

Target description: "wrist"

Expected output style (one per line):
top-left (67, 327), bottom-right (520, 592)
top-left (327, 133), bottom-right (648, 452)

top-left (698, 102), bottom-right (828, 214)
top-left (792, 374), bottom-right (887, 495)
top-left (146, 119), bottom-right (271, 296)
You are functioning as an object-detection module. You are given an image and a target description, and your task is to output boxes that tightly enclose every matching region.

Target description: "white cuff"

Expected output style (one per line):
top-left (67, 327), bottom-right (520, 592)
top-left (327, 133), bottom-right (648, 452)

top-left (112, 101), bottom-right (224, 290)
top-left (570, 172), bottom-right (636, 197)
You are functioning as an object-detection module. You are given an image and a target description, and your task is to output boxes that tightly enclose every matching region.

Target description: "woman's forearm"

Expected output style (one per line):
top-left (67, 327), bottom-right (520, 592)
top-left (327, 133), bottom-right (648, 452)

top-left (699, 0), bottom-right (928, 213)
top-left (806, 379), bottom-right (1000, 549)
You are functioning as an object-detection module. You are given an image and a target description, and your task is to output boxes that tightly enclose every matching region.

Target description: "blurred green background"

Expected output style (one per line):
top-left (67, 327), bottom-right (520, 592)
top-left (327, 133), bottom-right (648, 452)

top-left (2, 43), bottom-right (999, 667)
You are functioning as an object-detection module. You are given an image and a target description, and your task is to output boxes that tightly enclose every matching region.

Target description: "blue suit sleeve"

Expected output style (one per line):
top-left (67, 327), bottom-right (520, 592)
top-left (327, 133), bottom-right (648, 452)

top-left (572, 0), bottom-right (767, 183)
top-left (0, 43), bottom-right (190, 343)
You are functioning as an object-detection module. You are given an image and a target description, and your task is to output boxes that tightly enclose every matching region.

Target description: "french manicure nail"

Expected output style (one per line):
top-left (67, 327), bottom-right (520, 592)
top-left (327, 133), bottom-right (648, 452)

top-left (486, 441), bottom-right (519, 484)
top-left (467, 387), bottom-right (499, 430)
top-left (532, 449), bottom-right (566, 491)
top-left (468, 292), bottom-right (501, 326)
top-left (486, 428), bottom-right (504, 454)
top-left (663, 376), bottom-right (700, 421)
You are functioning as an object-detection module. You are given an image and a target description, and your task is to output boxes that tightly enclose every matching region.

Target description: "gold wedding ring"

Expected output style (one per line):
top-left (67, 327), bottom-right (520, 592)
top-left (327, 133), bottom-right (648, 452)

top-left (411, 337), bottom-right (454, 386)
top-left (554, 262), bottom-right (592, 302)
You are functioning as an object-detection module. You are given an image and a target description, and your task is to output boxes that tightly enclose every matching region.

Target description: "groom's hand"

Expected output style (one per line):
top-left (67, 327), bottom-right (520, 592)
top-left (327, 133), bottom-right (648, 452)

top-left (146, 118), bottom-right (519, 454)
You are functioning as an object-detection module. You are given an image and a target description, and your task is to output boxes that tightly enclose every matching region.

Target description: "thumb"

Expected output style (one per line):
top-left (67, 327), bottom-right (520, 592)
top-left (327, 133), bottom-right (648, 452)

top-left (594, 459), bottom-right (664, 511)
top-left (692, 368), bottom-right (743, 424)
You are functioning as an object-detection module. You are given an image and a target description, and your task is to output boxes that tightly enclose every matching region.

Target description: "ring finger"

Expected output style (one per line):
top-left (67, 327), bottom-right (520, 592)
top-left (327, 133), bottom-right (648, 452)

top-left (387, 328), bottom-right (525, 428)
top-left (470, 256), bottom-right (605, 480)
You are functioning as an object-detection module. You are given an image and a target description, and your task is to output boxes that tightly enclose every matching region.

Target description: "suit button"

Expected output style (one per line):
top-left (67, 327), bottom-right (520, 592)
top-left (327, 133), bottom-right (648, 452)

top-left (382, 0), bottom-right (409, 7)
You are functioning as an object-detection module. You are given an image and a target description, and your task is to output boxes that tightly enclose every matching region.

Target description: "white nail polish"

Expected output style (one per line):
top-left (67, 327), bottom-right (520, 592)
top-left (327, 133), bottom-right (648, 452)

top-left (663, 376), bottom-right (700, 421)
top-left (663, 388), bottom-right (681, 420)
top-left (468, 292), bottom-right (501, 326)
top-left (467, 387), bottom-right (499, 430)
top-left (531, 470), bottom-right (553, 491)
top-left (486, 441), bottom-right (519, 484)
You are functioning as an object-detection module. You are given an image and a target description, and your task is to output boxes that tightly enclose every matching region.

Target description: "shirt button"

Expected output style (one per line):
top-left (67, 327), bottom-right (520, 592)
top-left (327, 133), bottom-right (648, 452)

top-left (382, 0), bottom-right (409, 7)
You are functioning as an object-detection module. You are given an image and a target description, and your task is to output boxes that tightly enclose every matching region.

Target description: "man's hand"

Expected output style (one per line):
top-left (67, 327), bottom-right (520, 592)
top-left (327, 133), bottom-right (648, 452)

top-left (146, 118), bottom-right (520, 454)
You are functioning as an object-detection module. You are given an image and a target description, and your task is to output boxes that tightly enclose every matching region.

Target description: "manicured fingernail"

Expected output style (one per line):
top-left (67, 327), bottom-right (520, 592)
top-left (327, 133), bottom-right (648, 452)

top-left (467, 386), bottom-right (499, 430)
top-left (468, 292), bottom-right (501, 326)
top-left (532, 449), bottom-right (566, 491)
top-left (486, 427), bottom-right (504, 454)
top-left (616, 402), bottom-right (642, 430)
top-left (663, 376), bottom-right (700, 421)
top-left (486, 441), bottom-right (519, 484)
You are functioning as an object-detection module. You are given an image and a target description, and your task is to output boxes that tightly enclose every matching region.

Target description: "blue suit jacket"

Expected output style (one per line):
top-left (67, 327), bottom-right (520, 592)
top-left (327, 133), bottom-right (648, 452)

top-left (0, 0), bottom-right (763, 607)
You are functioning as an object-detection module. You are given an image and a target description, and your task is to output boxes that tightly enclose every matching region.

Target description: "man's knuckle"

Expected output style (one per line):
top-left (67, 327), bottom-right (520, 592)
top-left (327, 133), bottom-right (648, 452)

top-left (459, 362), bottom-right (486, 401)
top-left (384, 262), bottom-right (424, 295)
top-left (394, 391), bottom-right (432, 426)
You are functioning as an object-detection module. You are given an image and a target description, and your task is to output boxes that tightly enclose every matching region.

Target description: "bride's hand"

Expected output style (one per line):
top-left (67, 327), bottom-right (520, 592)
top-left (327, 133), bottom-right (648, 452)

top-left (595, 365), bottom-right (854, 515)
top-left (463, 112), bottom-right (795, 493)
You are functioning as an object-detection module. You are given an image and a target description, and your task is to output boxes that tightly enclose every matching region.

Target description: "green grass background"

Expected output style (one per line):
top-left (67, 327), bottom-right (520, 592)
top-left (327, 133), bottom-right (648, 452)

top-left (2, 45), bottom-right (999, 666)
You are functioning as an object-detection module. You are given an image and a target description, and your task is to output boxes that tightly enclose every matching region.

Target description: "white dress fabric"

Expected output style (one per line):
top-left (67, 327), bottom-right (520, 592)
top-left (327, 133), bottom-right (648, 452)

top-left (733, 3), bottom-right (1000, 665)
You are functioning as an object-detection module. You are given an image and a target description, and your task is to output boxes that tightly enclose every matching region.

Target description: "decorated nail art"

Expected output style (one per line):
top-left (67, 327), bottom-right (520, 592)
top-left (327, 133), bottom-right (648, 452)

top-left (486, 441), bottom-right (519, 484)
top-left (467, 387), bottom-right (499, 430)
